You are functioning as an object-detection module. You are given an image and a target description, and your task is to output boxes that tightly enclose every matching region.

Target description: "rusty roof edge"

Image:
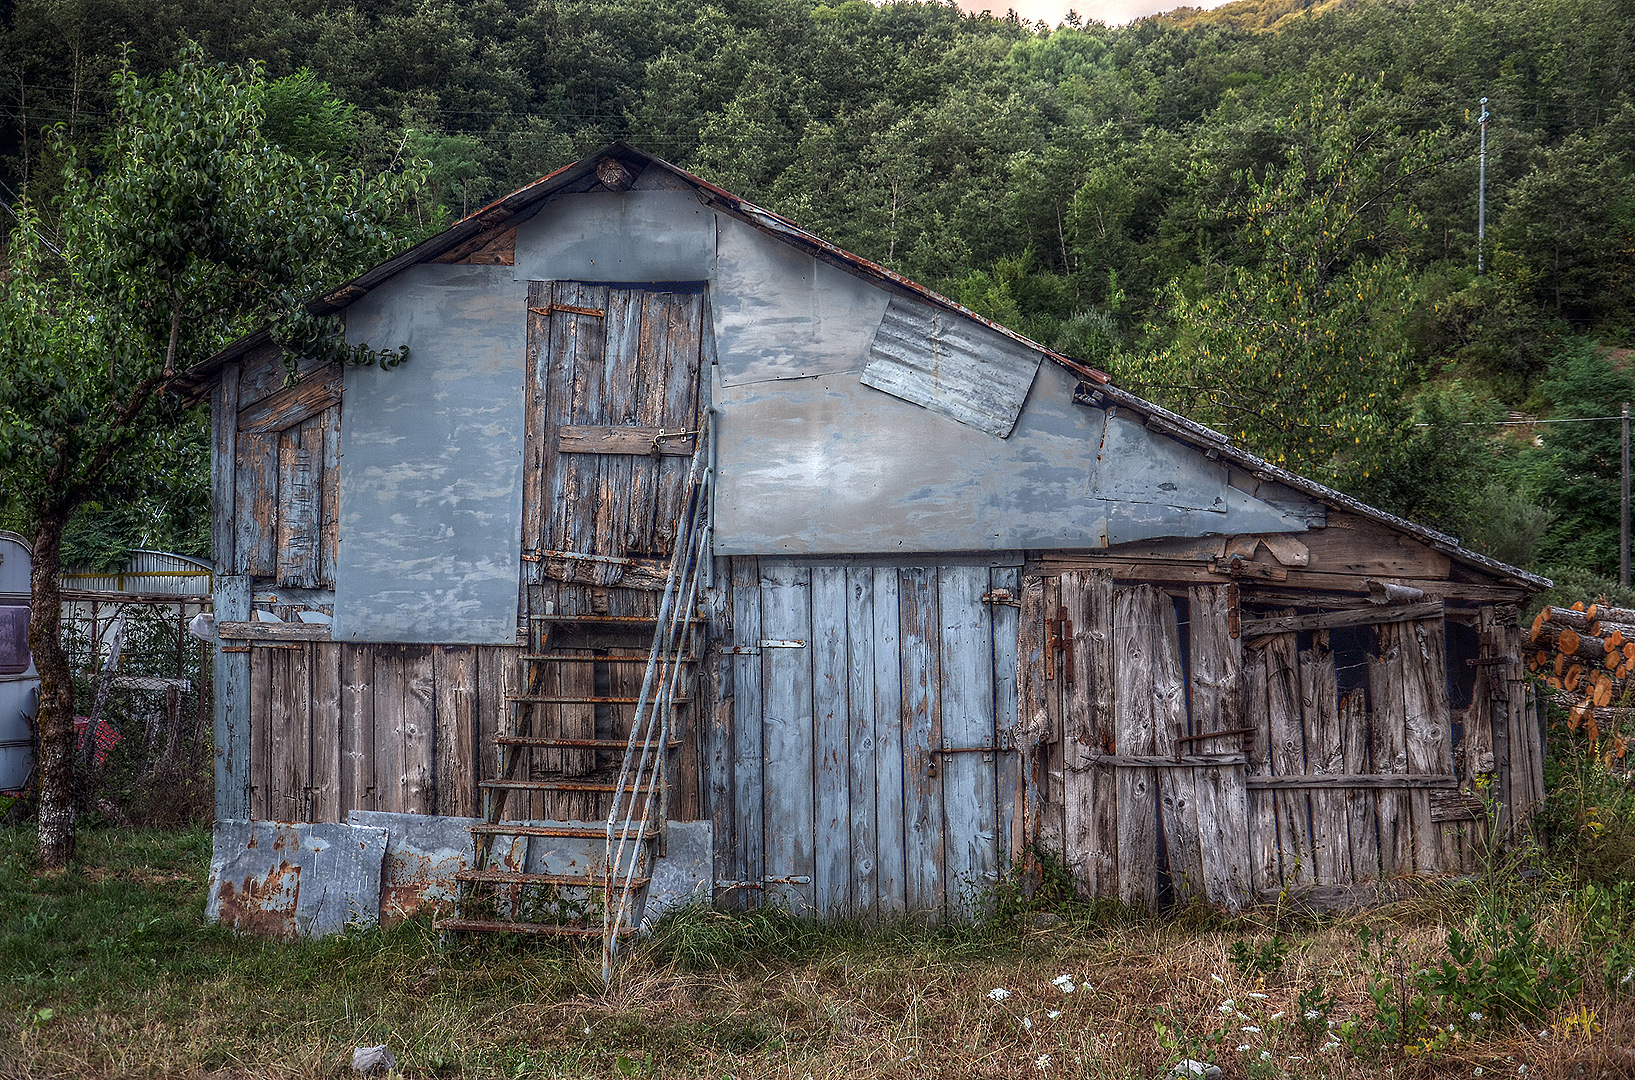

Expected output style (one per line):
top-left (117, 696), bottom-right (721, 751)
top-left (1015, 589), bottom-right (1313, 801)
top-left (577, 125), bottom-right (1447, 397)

top-left (1087, 381), bottom-right (1552, 592)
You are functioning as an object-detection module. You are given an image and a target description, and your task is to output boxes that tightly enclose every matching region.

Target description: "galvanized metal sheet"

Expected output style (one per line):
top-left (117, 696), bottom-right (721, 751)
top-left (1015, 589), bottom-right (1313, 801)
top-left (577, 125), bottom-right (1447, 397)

top-left (642, 821), bottom-right (712, 928)
top-left (711, 215), bottom-right (890, 386)
top-left (860, 296), bottom-right (1044, 438)
top-left (206, 820), bottom-right (387, 939)
top-left (348, 810), bottom-right (476, 924)
top-left (335, 265), bottom-right (527, 644)
top-left (512, 190), bottom-right (715, 284)
top-left (714, 360), bottom-right (1319, 554)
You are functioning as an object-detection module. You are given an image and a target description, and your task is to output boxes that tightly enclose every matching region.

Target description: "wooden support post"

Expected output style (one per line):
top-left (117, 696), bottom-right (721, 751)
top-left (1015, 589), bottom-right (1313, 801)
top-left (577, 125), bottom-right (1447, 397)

top-left (1622, 401), bottom-right (1630, 589)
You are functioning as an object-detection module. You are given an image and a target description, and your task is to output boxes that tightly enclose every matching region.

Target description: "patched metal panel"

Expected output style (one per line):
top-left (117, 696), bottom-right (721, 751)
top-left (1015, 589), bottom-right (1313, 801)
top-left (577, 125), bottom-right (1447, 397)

top-left (335, 264), bottom-right (527, 644)
top-left (714, 361), bottom-right (1319, 554)
top-left (711, 215), bottom-right (890, 385)
top-left (859, 296), bottom-right (1044, 438)
top-left (205, 820), bottom-right (387, 939)
top-left (348, 810), bottom-right (475, 924)
top-left (512, 190), bottom-right (715, 283)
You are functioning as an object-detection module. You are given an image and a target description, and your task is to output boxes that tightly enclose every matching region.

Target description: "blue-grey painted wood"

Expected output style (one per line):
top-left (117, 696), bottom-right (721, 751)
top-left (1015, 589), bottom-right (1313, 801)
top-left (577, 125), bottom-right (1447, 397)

top-left (511, 191), bottom-right (715, 284)
top-left (1113, 586), bottom-right (1160, 908)
top-left (810, 565), bottom-right (850, 918)
top-left (729, 558), bottom-right (763, 908)
top-left (715, 361), bottom-right (1321, 556)
top-left (871, 566), bottom-right (906, 916)
top-left (335, 264), bottom-right (527, 644)
top-left (937, 564), bottom-right (998, 917)
top-left (899, 567), bottom-right (942, 918)
top-left (989, 565), bottom-right (1021, 872)
top-left (213, 575), bottom-right (252, 820)
top-left (845, 566), bottom-right (879, 918)
top-left (759, 562), bottom-right (815, 914)
top-left (861, 296), bottom-right (1043, 438)
top-left (211, 364), bottom-right (238, 575)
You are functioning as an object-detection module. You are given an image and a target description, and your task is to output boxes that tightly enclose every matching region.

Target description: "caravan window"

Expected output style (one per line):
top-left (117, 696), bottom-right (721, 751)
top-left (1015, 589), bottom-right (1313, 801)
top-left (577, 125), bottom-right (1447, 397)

top-left (0, 605), bottom-right (28, 675)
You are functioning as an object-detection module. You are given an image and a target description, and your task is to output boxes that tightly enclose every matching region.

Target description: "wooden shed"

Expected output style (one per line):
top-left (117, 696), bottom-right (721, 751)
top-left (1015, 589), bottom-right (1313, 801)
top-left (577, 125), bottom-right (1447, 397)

top-left (181, 143), bottom-right (1548, 929)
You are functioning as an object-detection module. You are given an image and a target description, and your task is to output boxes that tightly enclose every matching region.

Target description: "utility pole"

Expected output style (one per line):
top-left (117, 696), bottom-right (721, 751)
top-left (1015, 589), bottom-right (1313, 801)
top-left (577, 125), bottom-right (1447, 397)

top-left (1623, 401), bottom-right (1630, 588)
top-left (1478, 96), bottom-right (1490, 273)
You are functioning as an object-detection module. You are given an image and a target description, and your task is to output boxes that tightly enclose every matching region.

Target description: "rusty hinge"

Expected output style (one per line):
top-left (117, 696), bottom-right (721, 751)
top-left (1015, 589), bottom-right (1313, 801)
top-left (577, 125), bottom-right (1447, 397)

top-left (1047, 607), bottom-right (1075, 684)
top-left (528, 303), bottom-right (605, 318)
top-left (1174, 725), bottom-right (1256, 760)
top-left (1228, 582), bottom-right (1240, 639)
top-left (981, 588), bottom-right (1020, 607)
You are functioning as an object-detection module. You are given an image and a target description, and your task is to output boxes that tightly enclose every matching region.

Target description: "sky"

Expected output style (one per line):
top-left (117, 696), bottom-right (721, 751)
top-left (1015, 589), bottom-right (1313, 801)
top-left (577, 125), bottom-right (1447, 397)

top-left (954, 0), bottom-right (1226, 26)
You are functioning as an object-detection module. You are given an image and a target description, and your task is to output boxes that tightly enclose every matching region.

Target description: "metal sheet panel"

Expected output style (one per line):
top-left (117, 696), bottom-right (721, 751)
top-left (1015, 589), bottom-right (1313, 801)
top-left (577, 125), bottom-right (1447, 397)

top-left (348, 810), bottom-right (476, 924)
top-left (711, 215), bottom-right (890, 386)
top-left (335, 265), bottom-right (527, 644)
top-left (714, 361), bottom-right (1320, 554)
top-left (860, 296), bottom-right (1043, 437)
top-left (205, 820), bottom-right (387, 939)
top-left (512, 190), bottom-right (715, 283)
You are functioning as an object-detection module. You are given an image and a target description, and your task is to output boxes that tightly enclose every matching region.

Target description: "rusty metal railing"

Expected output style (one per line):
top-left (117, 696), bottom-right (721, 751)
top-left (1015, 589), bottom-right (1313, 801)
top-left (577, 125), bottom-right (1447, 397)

top-left (601, 409), bottom-right (713, 986)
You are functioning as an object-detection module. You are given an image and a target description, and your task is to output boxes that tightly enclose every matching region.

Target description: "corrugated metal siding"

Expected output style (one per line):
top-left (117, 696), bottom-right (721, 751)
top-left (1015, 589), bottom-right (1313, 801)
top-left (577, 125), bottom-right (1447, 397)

top-left (61, 549), bottom-right (213, 596)
top-left (860, 296), bottom-right (1044, 438)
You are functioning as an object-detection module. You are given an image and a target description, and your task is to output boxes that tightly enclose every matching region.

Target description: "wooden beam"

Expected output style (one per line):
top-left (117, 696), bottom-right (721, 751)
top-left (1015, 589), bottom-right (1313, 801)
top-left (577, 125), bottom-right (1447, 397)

top-left (218, 620), bottom-right (331, 641)
top-left (556, 425), bottom-right (696, 456)
top-left (1247, 773), bottom-right (1458, 790)
top-left (1241, 601), bottom-right (1444, 640)
top-left (238, 365), bottom-right (342, 434)
top-left (1085, 753), bottom-right (1248, 767)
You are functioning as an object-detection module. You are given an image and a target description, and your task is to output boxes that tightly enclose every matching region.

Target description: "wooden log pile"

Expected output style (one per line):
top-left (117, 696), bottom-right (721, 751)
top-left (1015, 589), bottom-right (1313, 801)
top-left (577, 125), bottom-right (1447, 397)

top-left (1528, 602), bottom-right (1635, 754)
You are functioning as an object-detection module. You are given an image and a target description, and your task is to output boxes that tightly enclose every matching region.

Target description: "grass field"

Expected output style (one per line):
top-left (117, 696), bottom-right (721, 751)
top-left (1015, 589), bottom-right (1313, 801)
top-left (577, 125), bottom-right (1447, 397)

top-left (2, 825), bottom-right (1633, 1079)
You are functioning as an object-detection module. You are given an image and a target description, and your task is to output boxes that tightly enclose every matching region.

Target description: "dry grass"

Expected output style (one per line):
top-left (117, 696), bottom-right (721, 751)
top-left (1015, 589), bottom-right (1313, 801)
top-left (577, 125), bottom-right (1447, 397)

top-left (2, 828), bottom-right (1633, 1079)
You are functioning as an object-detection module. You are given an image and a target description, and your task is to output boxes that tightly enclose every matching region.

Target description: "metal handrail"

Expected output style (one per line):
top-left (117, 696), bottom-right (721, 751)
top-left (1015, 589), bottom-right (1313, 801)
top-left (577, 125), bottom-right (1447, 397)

top-left (601, 410), bottom-right (714, 985)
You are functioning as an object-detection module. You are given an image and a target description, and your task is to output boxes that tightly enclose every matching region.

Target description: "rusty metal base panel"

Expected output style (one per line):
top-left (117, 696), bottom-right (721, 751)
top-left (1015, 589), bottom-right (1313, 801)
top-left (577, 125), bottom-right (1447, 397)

top-left (206, 820), bottom-right (387, 939)
top-left (348, 811), bottom-right (478, 924)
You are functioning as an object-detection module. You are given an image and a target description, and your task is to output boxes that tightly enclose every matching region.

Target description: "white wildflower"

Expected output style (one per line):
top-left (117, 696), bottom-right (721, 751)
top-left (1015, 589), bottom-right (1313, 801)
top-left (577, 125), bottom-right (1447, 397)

top-left (1052, 974), bottom-right (1077, 994)
top-left (1304, 1009), bottom-right (1322, 1021)
top-left (1321, 1040), bottom-right (1341, 1053)
top-left (1289, 1056), bottom-right (1305, 1063)
top-left (1047, 1010), bottom-right (1062, 1019)
top-left (1035, 1053), bottom-right (1051, 1070)
top-left (1022, 1016), bottom-right (1033, 1031)
top-left (1236, 1011), bottom-right (1251, 1021)
top-left (1211, 973), bottom-right (1226, 985)
top-left (1260, 1051), bottom-right (1272, 1062)
top-left (1219, 1000), bottom-right (1235, 1013)
top-left (1238, 1045), bottom-right (1251, 1053)
top-left (1469, 1011), bottom-right (1484, 1023)
top-left (1269, 1011), bottom-right (1285, 1020)
top-left (1474, 1069), bottom-right (1484, 1077)
top-left (1517, 1067), bottom-right (1528, 1075)
top-left (1242, 1026), bottom-right (1262, 1034)
top-left (1248, 991), bottom-right (1270, 999)
top-left (988, 988), bottom-right (1011, 1001)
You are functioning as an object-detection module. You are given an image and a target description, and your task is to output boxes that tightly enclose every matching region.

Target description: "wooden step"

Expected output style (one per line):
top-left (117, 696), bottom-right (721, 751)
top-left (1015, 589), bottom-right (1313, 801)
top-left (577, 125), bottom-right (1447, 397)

top-left (528, 614), bottom-right (703, 625)
top-left (492, 735), bottom-right (680, 750)
top-left (434, 917), bottom-right (637, 938)
top-left (454, 869), bottom-right (649, 888)
top-left (468, 823), bottom-right (657, 840)
top-left (507, 694), bottom-right (692, 706)
top-left (522, 653), bottom-right (698, 664)
top-left (479, 778), bottom-right (654, 794)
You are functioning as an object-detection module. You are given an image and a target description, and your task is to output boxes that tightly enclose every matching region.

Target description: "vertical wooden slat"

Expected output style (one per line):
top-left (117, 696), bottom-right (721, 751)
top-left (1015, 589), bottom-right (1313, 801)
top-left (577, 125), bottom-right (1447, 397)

top-left (558, 283), bottom-right (611, 564)
top-left (1151, 592), bottom-right (1203, 903)
top-left (434, 645), bottom-right (479, 818)
top-left (730, 558), bottom-right (764, 907)
top-left (705, 617), bottom-right (737, 897)
top-left (249, 646), bottom-right (273, 819)
top-left (1266, 632), bottom-right (1316, 887)
top-left (1188, 584), bottom-right (1250, 909)
top-left (404, 646), bottom-right (436, 814)
top-left (1401, 617), bottom-right (1455, 872)
top-left (623, 291), bottom-right (667, 554)
top-left (373, 645), bottom-right (406, 814)
top-left (761, 560), bottom-right (815, 914)
top-left (1112, 586), bottom-right (1159, 907)
top-left (900, 566), bottom-right (943, 918)
top-left (1340, 691), bottom-right (1380, 881)
top-left (276, 438), bottom-right (319, 589)
top-left (1299, 644), bottom-right (1349, 883)
top-left (1243, 643), bottom-right (1280, 895)
top-left (872, 565), bottom-right (906, 916)
top-left (653, 291), bottom-right (707, 554)
top-left (938, 564), bottom-right (997, 918)
top-left (1017, 575), bottom-right (1048, 881)
top-left (211, 364), bottom-right (239, 575)
top-left (594, 288), bottom-right (640, 568)
top-left (989, 565), bottom-right (1021, 875)
top-left (234, 431), bottom-right (278, 578)
top-left (1369, 625), bottom-right (1414, 877)
top-left (310, 642), bottom-right (342, 822)
top-left (1060, 572), bottom-right (1095, 895)
top-left (340, 644), bottom-right (376, 814)
top-left (213, 576), bottom-right (252, 819)
top-left (520, 281), bottom-right (551, 580)
top-left (318, 402), bottom-right (341, 589)
top-left (844, 566), bottom-right (878, 918)
top-left (811, 564), bottom-right (851, 918)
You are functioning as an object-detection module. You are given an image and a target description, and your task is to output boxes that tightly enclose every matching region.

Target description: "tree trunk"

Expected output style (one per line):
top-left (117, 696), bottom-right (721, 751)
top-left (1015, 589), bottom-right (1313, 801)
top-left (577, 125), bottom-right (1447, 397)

top-left (30, 509), bottom-right (76, 868)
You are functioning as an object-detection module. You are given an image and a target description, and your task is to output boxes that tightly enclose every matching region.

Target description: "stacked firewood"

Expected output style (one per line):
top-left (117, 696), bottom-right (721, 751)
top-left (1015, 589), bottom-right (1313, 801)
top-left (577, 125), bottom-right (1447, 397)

top-left (1528, 601), bottom-right (1635, 744)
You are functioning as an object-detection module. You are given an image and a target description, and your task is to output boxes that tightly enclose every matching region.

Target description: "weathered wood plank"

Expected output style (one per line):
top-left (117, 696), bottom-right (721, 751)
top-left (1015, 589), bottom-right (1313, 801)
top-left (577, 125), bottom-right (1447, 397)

top-left (318, 404), bottom-right (340, 589)
top-left (1339, 691), bottom-right (1380, 881)
top-left (556, 425), bottom-right (698, 456)
top-left (340, 644), bottom-right (376, 814)
top-left (1149, 591), bottom-right (1204, 904)
top-left (1369, 625), bottom-right (1415, 877)
top-left (213, 575), bottom-right (253, 820)
top-left (1242, 601), bottom-right (1446, 641)
top-left (1017, 574), bottom-right (1048, 880)
top-left (217, 621), bottom-right (330, 641)
top-left (653, 291), bottom-right (707, 555)
top-left (257, 646), bottom-right (282, 819)
top-left (403, 647), bottom-right (437, 815)
top-left (591, 289), bottom-right (641, 575)
top-left (1243, 644), bottom-right (1280, 895)
top-left (432, 224), bottom-right (516, 265)
top-left (372, 645), bottom-right (406, 814)
top-left (237, 363), bottom-right (341, 434)
top-left (234, 344), bottom-right (328, 410)
top-left (434, 645), bottom-right (479, 818)
top-left (811, 564), bottom-right (851, 918)
top-left (618, 290), bottom-right (662, 553)
top-left (211, 364), bottom-right (239, 575)
top-left (310, 642), bottom-right (342, 822)
top-left (234, 430), bottom-right (278, 578)
top-left (1266, 632), bottom-right (1316, 887)
top-left (730, 557), bottom-right (764, 908)
top-left (900, 566), bottom-right (943, 919)
top-left (276, 437), bottom-right (319, 589)
top-left (760, 561), bottom-right (815, 915)
top-left (520, 282), bottom-right (551, 585)
top-left (1112, 585), bottom-right (1159, 908)
top-left (1300, 645), bottom-right (1349, 883)
top-left (705, 621), bottom-right (737, 895)
top-left (872, 565), bottom-right (906, 916)
top-left (1400, 617), bottom-right (1455, 872)
top-left (989, 565), bottom-right (1021, 877)
top-left (938, 564), bottom-right (998, 919)
top-left (1188, 584), bottom-right (1250, 909)
top-left (844, 565), bottom-right (878, 918)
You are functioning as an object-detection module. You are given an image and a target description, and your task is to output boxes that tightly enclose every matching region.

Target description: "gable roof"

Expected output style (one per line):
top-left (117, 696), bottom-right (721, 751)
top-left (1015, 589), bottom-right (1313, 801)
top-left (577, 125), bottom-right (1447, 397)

top-left (179, 142), bottom-right (1549, 593)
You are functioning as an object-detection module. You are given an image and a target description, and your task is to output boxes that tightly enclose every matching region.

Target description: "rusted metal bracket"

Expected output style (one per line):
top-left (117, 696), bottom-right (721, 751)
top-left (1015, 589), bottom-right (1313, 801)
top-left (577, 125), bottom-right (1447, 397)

top-left (528, 303), bottom-right (605, 318)
top-left (1046, 607), bottom-right (1074, 684)
top-left (713, 875), bottom-right (812, 890)
top-left (981, 588), bottom-right (1020, 607)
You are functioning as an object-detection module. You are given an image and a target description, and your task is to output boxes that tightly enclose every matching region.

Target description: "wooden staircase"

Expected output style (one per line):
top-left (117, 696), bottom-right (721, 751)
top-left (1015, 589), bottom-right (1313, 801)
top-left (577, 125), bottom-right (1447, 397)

top-left (437, 415), bottom-right (715, 982)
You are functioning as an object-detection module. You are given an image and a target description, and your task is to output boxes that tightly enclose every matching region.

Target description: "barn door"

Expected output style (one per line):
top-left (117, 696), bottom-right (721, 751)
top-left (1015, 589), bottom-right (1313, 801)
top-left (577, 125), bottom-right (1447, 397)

top-left (1028, 572), bottom-right (1250, 910)
top-left (1240, 602), bottom-right (1459, 898)
top-left (520, 280), bottom-right (708, 587)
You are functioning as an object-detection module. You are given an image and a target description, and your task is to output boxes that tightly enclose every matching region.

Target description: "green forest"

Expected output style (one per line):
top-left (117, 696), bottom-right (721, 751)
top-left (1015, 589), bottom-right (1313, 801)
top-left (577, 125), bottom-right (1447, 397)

top-left (3, 0), bottom-right (1633, 592)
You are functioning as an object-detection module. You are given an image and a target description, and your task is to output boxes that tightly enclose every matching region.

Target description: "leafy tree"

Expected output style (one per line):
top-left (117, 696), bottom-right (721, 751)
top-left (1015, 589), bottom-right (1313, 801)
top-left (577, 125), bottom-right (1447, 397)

top-left (0, 49), bottom-right (421, 867)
